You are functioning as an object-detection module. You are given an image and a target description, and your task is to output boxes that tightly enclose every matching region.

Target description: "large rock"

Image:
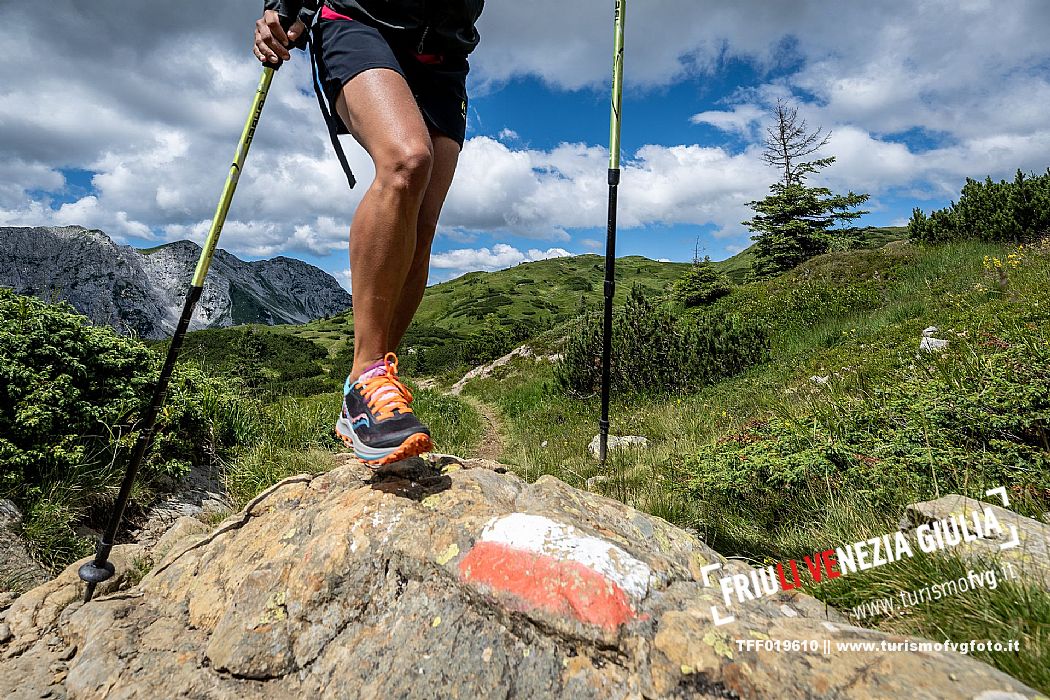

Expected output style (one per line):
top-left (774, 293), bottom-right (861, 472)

top-left (0, 457), bottom-right (1038, 699)
top-left (903, 494), bottom-right (1050, 591)
top-left (588, 434), bottom-right (649, 460)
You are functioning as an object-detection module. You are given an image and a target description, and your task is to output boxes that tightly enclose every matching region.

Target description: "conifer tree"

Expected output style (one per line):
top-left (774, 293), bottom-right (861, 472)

top-left (672, 255), bottom-right (731, 307)
top-left (744, 100), bottom-right (869, 278)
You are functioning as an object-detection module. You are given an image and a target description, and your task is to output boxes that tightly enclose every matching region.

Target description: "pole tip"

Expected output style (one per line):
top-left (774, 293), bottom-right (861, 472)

top-left (78, 560), bottom-right (115, 602)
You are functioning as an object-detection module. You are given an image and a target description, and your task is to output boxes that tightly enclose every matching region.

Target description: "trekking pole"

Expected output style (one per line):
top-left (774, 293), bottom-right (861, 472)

top-left (78, 19), bottom-right (297, 602)
top-left (599, 0), bottom-right (626, 466)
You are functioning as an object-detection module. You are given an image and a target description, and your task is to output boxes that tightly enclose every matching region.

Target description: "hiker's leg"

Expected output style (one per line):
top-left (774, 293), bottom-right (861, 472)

top-left (335, 69), bottom-right (434, 380)
top-left (388, 130), bottom-right (462, 350)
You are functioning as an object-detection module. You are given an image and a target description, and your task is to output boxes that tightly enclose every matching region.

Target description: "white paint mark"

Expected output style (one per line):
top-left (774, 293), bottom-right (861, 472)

top-left (479, 513), bottom-right (653, 599)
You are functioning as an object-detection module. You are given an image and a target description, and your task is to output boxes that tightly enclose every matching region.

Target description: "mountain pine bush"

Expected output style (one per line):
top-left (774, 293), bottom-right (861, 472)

top-left (0, 290), bottom-right (251, 566)
top-left (909, 169), bottom-right (1050, 243)
top-left (556, 285), bottom-right (768, 395)
top-left (671, 256), bottom-right (732, 307)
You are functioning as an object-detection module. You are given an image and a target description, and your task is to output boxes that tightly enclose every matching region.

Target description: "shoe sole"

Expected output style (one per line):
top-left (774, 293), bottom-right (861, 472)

top-left (335, 418), bottom-right (433, 467)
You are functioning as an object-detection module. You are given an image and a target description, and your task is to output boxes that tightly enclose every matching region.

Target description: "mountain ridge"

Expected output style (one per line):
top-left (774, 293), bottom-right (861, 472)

top-left (0, 226), bottom-right (352, 339)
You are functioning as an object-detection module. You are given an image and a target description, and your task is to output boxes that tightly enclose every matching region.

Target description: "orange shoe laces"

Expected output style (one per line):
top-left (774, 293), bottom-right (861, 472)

top-left (358, 352), bottom-right (414, 421)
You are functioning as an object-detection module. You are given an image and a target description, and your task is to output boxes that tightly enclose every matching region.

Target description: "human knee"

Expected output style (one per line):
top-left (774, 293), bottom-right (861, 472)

top-left (377, 141), bottom-right (433, 195)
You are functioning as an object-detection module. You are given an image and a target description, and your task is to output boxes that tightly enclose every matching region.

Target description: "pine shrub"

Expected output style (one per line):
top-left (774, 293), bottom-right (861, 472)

top-left (556, 285), bottom-right (768, 395)
top-left (0, 290), bottom-right (252, 566)
top-left (671, 256), bottom-right (732, 307)
top-left (909, 169), bottom-right (1050, 243)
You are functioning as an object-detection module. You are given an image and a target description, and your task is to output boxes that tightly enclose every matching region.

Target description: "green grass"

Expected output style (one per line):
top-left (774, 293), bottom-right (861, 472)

top-left (412, 388), bottom-right (486, 456)
top-left (800, 498), bottom-right (1050, 692)
top-left (459, 237), bottom-right (1050, 692)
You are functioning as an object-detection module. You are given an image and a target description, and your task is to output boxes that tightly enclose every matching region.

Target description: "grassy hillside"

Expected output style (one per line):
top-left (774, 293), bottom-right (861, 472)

top-left (290, 227), bottom-right (906, 346)
top-left (172, 229), bottom-right (909, 390)
top-left (459, 236), bottom-right (1050, 691)
top-left (282, 254), bottom-right (691, 351)
top-left (712, 225), bottom-right (906, 282)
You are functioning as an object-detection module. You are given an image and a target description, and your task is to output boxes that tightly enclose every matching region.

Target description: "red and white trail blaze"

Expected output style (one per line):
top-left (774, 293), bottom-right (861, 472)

top-left (458, 513), bottom-right (653, 631)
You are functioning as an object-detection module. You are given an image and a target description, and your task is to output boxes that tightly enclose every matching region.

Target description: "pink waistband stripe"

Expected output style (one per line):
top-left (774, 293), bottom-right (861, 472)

top-left (321, 6), bottom-right (353, 21)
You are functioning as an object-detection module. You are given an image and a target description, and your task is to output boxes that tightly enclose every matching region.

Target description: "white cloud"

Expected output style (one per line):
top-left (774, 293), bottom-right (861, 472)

top-left (429, 243), bottom-right (571, 274)
top-left (336, 268), bottom-right (352, 292)
top-left (444, 137), bottom-right (769, 243)
top-left (1, 0), bottom-right (1049, 269)
top-left (690, 105), bottom-right (765, 138)
top-left (528, 247), bottom-right (572, 261)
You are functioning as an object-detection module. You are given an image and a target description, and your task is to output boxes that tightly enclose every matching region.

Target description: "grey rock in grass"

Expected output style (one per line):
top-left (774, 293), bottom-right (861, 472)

top-left (450, 345), bottom-right (533, 395)
top-left (0, 500), bottom-right (21, 526)
top-left (919, 326), bottom-right (950, 352)
top-left (588, 434), bottom-right (649, 459)
top-left (0, 457), bottom-right (1039, 699)
top-left (134, 465), bottom-right (232, 550)
top-left (903, 494), bottom-right (1050, 592)
top-left (920, 336), bottom-right (950, 352)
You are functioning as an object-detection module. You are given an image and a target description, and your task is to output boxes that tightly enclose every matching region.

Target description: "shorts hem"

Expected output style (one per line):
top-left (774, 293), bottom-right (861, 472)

top-left (324, 63), bottom-right (406, 104)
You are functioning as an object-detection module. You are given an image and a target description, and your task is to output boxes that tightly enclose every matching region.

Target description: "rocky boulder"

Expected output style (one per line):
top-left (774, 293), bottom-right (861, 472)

top-left (0, 499), bottom-right (48, 593)
top-left (588, 434), bottom-right (649, 460)
top-left (903, 493), bottom-right (1050, 591)
top-left (0, 457), bottom-right (1039, 699)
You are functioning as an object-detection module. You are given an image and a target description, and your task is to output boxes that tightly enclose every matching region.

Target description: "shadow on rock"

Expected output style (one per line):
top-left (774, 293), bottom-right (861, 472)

top-left (366, 457), bottom-right (452, 502)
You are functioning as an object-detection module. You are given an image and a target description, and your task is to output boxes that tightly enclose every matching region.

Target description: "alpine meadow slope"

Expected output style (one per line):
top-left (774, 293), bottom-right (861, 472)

top-left (456, 234), bottom-right (1050, 692)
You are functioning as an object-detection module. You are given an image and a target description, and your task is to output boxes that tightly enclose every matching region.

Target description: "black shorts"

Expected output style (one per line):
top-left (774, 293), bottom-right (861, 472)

top-left (314, 14), bottom-right (470, 147)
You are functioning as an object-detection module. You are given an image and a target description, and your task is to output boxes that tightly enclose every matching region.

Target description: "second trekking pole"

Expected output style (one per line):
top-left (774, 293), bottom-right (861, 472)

top-left (78, 19), bottom-right (297, 603)
top-left (599, 0), bottom-right (626, 465)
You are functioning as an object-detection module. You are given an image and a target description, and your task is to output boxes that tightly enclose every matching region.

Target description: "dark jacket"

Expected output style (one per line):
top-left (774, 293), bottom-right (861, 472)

top-left (264, 0), bottom-right (484, 56)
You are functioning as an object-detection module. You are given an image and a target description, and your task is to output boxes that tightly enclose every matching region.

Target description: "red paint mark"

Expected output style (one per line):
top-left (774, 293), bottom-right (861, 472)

top-left (458, 541), bottom-right (636, 630)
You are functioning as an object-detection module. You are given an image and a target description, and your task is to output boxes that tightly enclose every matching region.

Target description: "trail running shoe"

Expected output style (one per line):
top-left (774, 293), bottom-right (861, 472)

top-left (335, 352), bottom-right (433, 466)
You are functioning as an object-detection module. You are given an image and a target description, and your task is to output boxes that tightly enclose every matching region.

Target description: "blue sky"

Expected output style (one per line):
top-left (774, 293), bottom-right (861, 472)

top-left (2, 1), bottom-right (1049, 288)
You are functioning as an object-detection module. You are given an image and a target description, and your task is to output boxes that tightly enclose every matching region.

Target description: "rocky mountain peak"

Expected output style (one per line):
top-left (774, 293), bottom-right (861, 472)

top-left (0, 226), bottom-right (351, 339)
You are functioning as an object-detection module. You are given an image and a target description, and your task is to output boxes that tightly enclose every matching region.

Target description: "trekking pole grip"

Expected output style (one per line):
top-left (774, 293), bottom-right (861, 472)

top-left (270, 12), bottom-right (305, 71)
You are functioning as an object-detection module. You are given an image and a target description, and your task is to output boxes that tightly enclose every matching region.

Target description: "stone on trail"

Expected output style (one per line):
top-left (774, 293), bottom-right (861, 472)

top-left (920, 336), bottom-right (950, 352)
top-left (0, 457), bottom-right (1040, 699)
